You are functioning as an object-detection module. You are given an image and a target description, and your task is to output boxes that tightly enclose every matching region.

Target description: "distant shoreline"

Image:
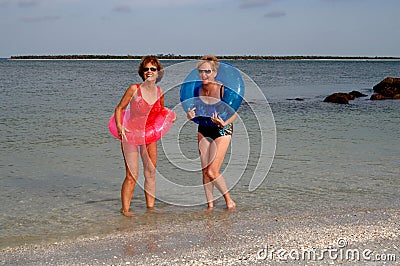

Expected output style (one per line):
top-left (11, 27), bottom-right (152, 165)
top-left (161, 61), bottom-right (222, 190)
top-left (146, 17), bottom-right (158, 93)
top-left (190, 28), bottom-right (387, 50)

top-left (8, 54), bottom-right (400, 60)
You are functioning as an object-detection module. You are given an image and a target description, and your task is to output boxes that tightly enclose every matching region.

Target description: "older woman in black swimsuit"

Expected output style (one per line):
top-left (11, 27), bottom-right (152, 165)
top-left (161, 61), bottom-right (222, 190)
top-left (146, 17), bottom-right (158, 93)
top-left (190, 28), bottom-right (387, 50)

top-left (187, 55), bottom-right (237, 210)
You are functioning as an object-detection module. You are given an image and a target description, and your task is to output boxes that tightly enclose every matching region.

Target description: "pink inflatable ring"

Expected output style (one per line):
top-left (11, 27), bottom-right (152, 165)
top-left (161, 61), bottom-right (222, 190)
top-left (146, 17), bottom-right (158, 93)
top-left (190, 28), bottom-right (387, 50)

top-left (108, 108), bottom-right (176, 145)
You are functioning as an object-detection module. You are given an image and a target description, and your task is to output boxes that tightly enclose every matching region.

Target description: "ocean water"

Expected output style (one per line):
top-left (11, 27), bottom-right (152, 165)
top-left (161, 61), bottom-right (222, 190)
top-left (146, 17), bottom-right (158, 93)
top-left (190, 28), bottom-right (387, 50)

top-left (0, 59), bottom-right (399, 249)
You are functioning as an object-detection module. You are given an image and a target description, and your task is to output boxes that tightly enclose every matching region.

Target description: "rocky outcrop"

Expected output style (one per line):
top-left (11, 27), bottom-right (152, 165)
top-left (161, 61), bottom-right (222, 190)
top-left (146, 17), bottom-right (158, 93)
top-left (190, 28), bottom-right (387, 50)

top-left (324, 93), bottom-right (353, 104)
top-left (371, 77), bottom-right (400, 100)
top-left (349, 90), bottom-right (368, 98)
top-left (323, 91), bottom-right (367, 104)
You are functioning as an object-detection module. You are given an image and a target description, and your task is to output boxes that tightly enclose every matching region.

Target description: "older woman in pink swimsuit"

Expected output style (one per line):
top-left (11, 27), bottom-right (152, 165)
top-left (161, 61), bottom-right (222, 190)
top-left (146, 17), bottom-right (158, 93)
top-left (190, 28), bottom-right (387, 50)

top-left (114, 55), bottom-right (167, 216)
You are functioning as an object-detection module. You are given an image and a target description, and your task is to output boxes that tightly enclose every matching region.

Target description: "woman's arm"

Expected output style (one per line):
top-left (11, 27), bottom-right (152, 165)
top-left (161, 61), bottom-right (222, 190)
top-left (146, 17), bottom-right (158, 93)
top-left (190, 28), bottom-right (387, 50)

top-left (114, 84), bottom-right (137, 138)
top-left (212, 112), bottom-right (238, 127)
top-left (223, 112), bottom-right (238, 125)
top-left (160, 88), bottom-right (165, 107)
top-left (212, 84), bottom-right (238, 126)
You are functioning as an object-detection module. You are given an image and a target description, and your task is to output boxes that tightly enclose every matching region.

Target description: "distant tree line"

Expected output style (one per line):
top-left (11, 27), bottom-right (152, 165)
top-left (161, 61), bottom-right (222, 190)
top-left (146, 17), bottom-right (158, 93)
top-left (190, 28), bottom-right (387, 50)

top-left (9, 54), bottom-right (400, 60)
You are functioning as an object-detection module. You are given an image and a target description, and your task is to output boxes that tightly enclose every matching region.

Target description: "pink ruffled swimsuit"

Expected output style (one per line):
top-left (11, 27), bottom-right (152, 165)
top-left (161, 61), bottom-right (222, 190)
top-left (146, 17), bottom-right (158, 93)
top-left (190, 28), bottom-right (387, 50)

top-left (123, 84), bottom-right (173, 145)
top-left (128, 84), bottom-right (163, 124)
top-left (108, 84), bottom-right (175, 145)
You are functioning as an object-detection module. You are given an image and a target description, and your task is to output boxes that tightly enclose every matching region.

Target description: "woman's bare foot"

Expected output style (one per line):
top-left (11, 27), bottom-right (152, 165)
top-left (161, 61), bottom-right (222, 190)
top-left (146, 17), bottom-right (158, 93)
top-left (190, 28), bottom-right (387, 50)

top-left (226, 200), bottom-right (236, 210)
top-left (146, 207), bottom-right (163, 213)
top-left (204, 205), bottom-right (214, 213)
top-left (120, 208), bottom-right (135, 217)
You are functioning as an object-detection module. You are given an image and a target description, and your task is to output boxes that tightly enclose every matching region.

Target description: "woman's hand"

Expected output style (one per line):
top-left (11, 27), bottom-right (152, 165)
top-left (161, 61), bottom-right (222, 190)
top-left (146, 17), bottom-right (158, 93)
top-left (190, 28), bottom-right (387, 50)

top-left (187, 107), bottom-right (196, 120)
top-left (117, 126), bottom-right (130, 141)
top-left (171, 111), bottom-right (177, 123)
top-left (211, 112), bottom-right (226, 127)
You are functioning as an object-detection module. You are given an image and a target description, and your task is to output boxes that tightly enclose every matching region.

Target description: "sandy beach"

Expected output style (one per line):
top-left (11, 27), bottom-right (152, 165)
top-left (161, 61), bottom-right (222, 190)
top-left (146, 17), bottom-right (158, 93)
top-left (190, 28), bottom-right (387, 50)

top-left (1, 208), bottom-right (399, 265)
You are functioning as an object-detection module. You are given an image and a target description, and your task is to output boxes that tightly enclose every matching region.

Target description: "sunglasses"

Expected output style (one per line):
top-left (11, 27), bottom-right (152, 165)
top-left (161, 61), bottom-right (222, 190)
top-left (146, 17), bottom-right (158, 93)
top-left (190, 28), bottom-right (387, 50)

top-left (143, 67), bottom-right (157, 72)
top-left (198, 69), bottom-right (213, 75)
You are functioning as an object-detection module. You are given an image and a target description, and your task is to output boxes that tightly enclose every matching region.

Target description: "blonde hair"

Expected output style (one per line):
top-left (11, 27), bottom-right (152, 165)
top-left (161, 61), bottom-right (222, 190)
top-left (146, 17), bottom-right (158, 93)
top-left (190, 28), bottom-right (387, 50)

top-left (197, 55), bottom-right (220, 72)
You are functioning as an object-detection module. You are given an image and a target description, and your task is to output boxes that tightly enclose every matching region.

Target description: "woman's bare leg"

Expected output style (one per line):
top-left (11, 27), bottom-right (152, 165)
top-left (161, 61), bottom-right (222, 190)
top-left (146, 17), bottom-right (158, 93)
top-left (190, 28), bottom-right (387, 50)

top-left (140, 142), bottom-right (157, 209)
top-left (198, 134), bottom-right (216, 209)
top-left (121, 143), bottom-right (139, 216)
top-left (206, 136), bottom-right (236, 209)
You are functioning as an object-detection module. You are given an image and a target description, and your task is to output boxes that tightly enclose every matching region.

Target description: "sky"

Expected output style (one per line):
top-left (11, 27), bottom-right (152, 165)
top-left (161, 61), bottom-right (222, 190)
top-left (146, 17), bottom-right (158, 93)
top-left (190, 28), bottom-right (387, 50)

top-left (0, 0), bottom-right (399, 58)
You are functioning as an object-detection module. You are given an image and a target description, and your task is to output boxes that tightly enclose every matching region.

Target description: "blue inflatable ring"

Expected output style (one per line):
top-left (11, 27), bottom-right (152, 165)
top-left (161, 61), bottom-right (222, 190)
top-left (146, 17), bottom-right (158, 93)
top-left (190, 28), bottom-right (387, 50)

top-left (180, 62), bottom-right (245, 126)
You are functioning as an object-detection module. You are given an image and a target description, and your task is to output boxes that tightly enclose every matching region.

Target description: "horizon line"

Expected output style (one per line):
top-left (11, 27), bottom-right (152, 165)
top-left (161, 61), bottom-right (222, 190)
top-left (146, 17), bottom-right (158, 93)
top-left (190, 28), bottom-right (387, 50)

top-left (7, 54), bottom-right (400, 60)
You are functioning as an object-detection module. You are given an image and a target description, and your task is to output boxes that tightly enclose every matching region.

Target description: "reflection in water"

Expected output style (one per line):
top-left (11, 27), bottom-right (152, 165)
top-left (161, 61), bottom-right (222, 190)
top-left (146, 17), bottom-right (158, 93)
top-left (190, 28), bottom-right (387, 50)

top-left (120, 208), bottom-right (238, 257)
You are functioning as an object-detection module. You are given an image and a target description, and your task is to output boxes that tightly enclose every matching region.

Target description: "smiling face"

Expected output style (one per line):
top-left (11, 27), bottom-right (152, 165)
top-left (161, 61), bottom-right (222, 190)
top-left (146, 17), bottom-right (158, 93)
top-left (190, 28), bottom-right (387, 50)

top-left (138, 56), bottom-right (163, 82)
top-left (197, 61), bottom-right (217, 85)
top-left (142, 62), bottom-right (158, 82)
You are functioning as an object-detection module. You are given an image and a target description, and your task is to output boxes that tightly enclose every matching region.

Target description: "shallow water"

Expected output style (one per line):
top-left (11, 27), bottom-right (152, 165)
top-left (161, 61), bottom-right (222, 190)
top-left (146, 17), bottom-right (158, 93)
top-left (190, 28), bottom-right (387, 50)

top-left (0, 59), bottom-right (399, 248)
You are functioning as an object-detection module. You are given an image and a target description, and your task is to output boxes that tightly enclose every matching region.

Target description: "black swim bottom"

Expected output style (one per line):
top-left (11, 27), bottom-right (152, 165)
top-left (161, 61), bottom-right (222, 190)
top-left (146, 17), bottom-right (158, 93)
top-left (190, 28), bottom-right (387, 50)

top-left (198, 124), bottom-right (233, 141)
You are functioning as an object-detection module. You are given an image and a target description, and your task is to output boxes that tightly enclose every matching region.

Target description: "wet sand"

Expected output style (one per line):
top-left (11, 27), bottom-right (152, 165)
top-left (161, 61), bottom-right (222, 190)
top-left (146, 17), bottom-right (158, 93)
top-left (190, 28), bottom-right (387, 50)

top-left (1, 208), bottom-right (399, 265)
